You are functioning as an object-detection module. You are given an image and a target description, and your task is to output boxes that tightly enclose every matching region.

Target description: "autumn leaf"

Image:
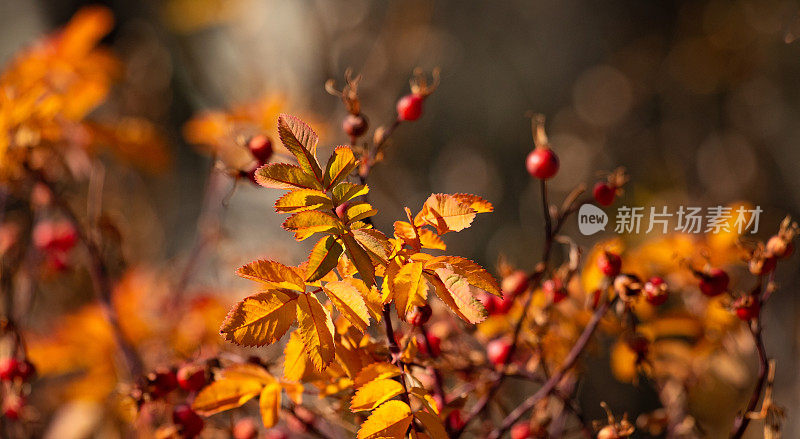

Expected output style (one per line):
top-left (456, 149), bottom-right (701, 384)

top-left (255, 163), bottom-right (322, 190)
top-left (259, 381), bottom-right (281, 428)
top-left (236, 260), bottom-right (305, 292)
top-left (283, 331), bottom-right (310, 382)
top-left (341, 234), bottom-right (376, 287)
top-left (278, 114), bottom-right (323, 181)
top-left (282, 211), bottom-right (343, 241)
top-left (350, 378), bottom-right (405, 412)
top-left (220, 290), bottom-right (298, 346)
top-left (323, 281), bottom-right (371, 331)
top-left (352, 228), bottom-right (392, 265)
top-left (331, 182), bottom-right (369, 205)
top-left (296, 293), bottom-right (336, 371)
top-left (342, 276), bottom-right (383, 322)
top-left (424, 256), bottom-right (501, 297)
top-left (427, 265), bottom-right (487, 324)
top-left (217, 363), bottom-right (275, 384)
top-left (415, 410), bottom-right (448, 439)
top-left (357, 400), bottom-right (413, 439)
top-left (392, 262), bottom-right (429, 318)
top-left (274, 189), bottom-right (333, 213)
top-left (408, 387), bottom-right (440, 415)
top-left (353, 363), bottom-right (403, 388)
top-left (344, 202), bottom-right (378, 223)
top-left (192, 371), bottom-right (269, 415)
top-left (415, 193), bottom-right (493, 234)
top-left (324, 145), bottom-right (358, 189)
top-left (381, 260), bottom-right (401, 304)
top-left (452, 193), bottom-right (494, 213)
top-left (305, 235), bottom-right (344, 282)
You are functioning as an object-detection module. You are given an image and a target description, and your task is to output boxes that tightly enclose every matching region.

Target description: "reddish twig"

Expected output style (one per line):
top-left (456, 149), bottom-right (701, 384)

top-left (729, 319), bottom-right (769, 439)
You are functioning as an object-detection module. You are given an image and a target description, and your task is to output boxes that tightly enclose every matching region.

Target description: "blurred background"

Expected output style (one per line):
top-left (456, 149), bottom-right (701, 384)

top-left (2, 0), bottom-right (799, 437)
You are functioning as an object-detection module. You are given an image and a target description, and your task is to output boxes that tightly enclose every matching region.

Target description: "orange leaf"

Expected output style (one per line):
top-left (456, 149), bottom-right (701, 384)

top-left (220, 291), bottom-right (298, 346)
top-left (296, 293), bottom-right (336, 371)
top-left (255, 163), bottom-right (322, 190)
top-left (350, 378), bottom-right (405, 412)
top-left (357, 400), bottom-right (413, 439)
top-left (236, 259), bottom-right (305, 292)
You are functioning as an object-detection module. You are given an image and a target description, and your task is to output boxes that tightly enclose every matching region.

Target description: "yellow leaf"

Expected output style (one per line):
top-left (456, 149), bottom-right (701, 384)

top-left (408, 387), bottom-right (439, 415)
top-left (296, 293), bottom-right (336, 371)
top-left (343, 277), bottom-right (383, 322)
top-left (425, 256), bottom-right (501, 297)
top-left (305, 235), bottom-right (344, 282)
top-left (282, 211), bottom-right (343, 241)
top-left (283, 331), bottom-right (309, 382)
top-left (381, 260), bottom-right (401, 304)
top-left (419, 229), bottom-right (446, 250)
top-left (352, 228), bottom-right (392, 265)
top-left (217, 363), bottom-right (275, 385)
top-left (353, 363), bottom-right (403, 388)
top-left (255, 163), bottom-right (322, 190)
top-left (427, 266), bottom-right (487, 324)
top-left (274, 189), bottom-right (333, 213)
top-left (341, 234), bottom-right (376, 287)
top-left (415, 193), bottom-right (488, 234)
top-left (236, 260), bottom-right (305, 292)
top-left (345, 202), bottom-right (378, 224)
top-left (192, 375), bottom-right (266, 416)
top-left (350, 378), bottom-right (405, 412)
top-left (220, 291), bottom-right (298, 347)
top-left (331, 182), bottom-right (369, 205)
top-left (323, 281), bottom-right (371, 331)
top-left (278, 114), bottom-right (323, 181)
top-left (259, 381), bottom-right (281, 428)
top-left (324, 145), bottom-right (358, 189)
top-left (357, 400), bottom-right (413, 439)
top-left (393, 262), bottom-right (429, 318)
top-left (281, 381), bottom-right (304, 405)
top-left (452, 193), bottom-right (493, 213)
top-left (415, 410), bottom-right (448, 439)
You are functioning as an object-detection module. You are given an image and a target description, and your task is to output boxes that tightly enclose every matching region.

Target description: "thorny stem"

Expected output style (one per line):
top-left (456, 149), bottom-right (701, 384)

top-left (25, 165), bottom-right (143, 378)
top-left (487, 297), bottom-right (617, 439)
top-left (729, 319), bottom-right (769, 439)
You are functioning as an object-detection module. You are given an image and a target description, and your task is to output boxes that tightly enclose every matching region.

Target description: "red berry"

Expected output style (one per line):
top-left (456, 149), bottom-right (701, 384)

top-left (419, 334), bottom-right (441, 356)
top-left (501, 270), bottom-right (529, 297)
top-left (734, 297), bottom-right (760, 321)
top-left (172, 404), bottom-right (204, 439)
top-left (335, 202), bottom-right (349, 220)
top-left (148, 368), bottom-right (179, 398)
top-left (2, 395), bottom-right (24, 421)
top-left (478, 292), bottom-right (497, 315)
top-left (396, 94), bottom-right (424, 121)
top-left (177, 363), bottom-right (206, 392)
top-left (0, 358), bottom-right (20, 381)
top-left (699, 268), bottom-right (729, 297)
top-left (597, 251), bottom-right (622, 277)
top-left (248, 135), bottom-right (273, 163)
top-left (343, 113), bottom-right (369, 137)
top-left (233, 417), bottom-right (259, 439)
top-left (593, 182), bottom-right (616, 206)
top-left (406, 304), bottom-right (432, 326)
top-left (447, 409), bottom-right (465, 431)
top-left (543, 278), bottom-right (568, 304)
top-left (33, 220), bottom-right (77, 252)
top-left (510, 422), bottom-right (533, 439)
top-left (525, 147), bottom-right (559, 179)
top-left (486, 338), bottom-right (512, 366)
top-left (495, 293), bottom-right (515, 314)
top-left (643, 277), bottom-right (668, 306)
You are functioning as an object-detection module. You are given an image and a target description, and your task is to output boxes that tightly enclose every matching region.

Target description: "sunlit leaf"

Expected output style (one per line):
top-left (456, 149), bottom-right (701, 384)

top-left (357, 400), bottom-right (413, 439)
top-left (392, 262), bottom-right (429, 318)
top-left (415, 410), bottom-right (448, 439)
top-left (259, 381), bottom-right (281, 428)
top-left (353, 363), bottom-right (403, 388)
top-left (352, 228), bottom-right (392, 265)
top-left (278, 114), bottom-right (323, 181)
top-left (341, 234), bottom-right (376, 287)
top-left (324, 145), bottom-right (358, 189)
top-left (220, 291), bottom-right (298, 346)
top-left (305, 235), bottom-right (344, 282)
top-left (350, 378), bottom-right (405, 412)
top-left (282, 211), bottom-right (343, 241)
top-left (192, 374), bottom-right (267, 416)
top-left (296, 293), bottom-right (336, 371)
top-left (283, 331), bottom-right (310, 382)
top-left (426, 265), bottom-right (487, 324)
top-left (424, 256), bottom-right (501, 297)
top-left (331, 182), bottom-right (369, 205)
top-left (236, 260), bottom-right (305, 292)
top-left (255, 163), bottom-right (322, 190)
top-left (274, 189), bottom-right (333, 213)
top-left (323, 281), bottom-right (371, 331)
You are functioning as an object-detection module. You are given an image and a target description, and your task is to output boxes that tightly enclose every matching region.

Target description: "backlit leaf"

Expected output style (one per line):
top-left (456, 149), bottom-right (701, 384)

top-left (350, 378), bottom-right (405, 412)
top-left (331, 182), bottom-right (369, 205)
top-left (353, 363), bottom-right (403, 388)
top-left (192, 375), bottom-right (266, 416)
top-left (343, 277), bottom-right (383, 322)
top-left (274, 189), bottom-right (333, 213)
top-left (357, 400), bottom-right (413, 439)
top-left (255, 163), bottom-right (321, 190)
top-left (220, 291), bottom-right (298, 346)
top-left (415, 410), bottom-right (448, 439)
top-left (236, 260), bottom-right (305, 292)
top-left (341, 234), bottom-right (376, 287)
top-left (424, 256), bottom-right (501, 297)
top-left (283, 331), bottom-right (310, 382)
top-left (278, 114), bottom-right (323, 181)
top-left (415, 193), bottom-right (492, 234)
top-left (393, 262), bottom-right (429, 318)
top-left (296, 293), bottom-right (336, 371)
top-left (323, 281), bottom-right (371, 331)
top-left (324, 145), bottom-right (358, 189)
top-left (259, 381), bottom-right (281, 428)
top-left (352, 228), bottom-right (392, 265)
top-left (344, 202), bottom-right (378, 223)
top-left (305, 235), bottom-right (344, 282)
top-left (427, 265), bottom-right (487, 324)
top-left (282, 211), bottom-right (343, 241)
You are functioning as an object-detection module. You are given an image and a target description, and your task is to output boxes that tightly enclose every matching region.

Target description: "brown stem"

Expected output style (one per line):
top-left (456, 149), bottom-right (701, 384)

top-left (26, 166), bottom-right (143, 378)
top-left (382, 306), bottom-right (412, 407)
top-left (420, 324), bottom-right (446, 405)
top-left (729, 320), bottom-right (769, 439)
top-left (487, 297), bottom-right (616, 439)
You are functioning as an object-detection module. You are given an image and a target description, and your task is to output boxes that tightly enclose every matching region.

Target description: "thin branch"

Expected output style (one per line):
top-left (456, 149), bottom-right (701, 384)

top-left (729, 319), bottom-right (769, 439)
top-left (487, 296), bottom-right (617, 439)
